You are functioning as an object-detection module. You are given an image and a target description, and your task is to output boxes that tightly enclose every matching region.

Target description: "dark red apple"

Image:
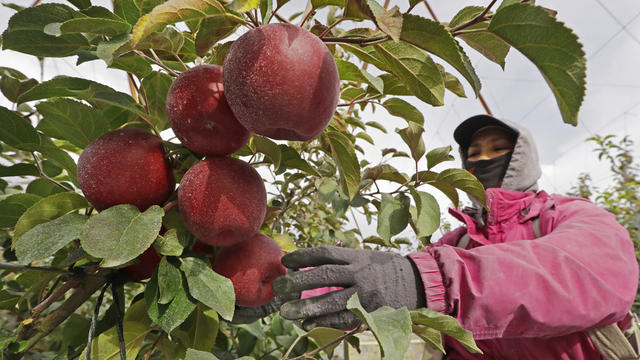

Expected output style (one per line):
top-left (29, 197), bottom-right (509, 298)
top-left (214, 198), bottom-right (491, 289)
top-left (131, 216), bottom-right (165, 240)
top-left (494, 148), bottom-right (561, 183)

top-left (178, 157), bottom-right (266, 247)
top-left (166, 65), bottom-right (251, 156)
top-left (223, 23), bottom-right (340, 141)
top-left (77, 128), bottom-right (175, 211)
top-left (120, 246), bottom-right (162, 282)
top-left (213, 233), bottom-right (287, 306)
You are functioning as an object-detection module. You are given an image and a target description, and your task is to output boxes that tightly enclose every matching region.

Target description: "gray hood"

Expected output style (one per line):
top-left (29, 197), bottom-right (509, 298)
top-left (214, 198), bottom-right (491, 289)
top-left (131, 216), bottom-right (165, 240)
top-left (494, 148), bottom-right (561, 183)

top-left (456, 116), bottom-right (542, 193)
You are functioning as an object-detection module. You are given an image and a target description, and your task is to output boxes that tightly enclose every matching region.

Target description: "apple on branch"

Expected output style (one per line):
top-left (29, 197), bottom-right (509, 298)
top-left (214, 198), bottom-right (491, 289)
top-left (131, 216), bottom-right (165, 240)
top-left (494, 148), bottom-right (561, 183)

top-left (77, 128), bottom-right (175, 212)
top-left (166, 64), bottom-right (251, 156)
top-left (223, 23), bottom-right (340, 141)
top-left (178, 157), bottom-right (267, 247)
top-left (213, 233), bottom-right (287, 307)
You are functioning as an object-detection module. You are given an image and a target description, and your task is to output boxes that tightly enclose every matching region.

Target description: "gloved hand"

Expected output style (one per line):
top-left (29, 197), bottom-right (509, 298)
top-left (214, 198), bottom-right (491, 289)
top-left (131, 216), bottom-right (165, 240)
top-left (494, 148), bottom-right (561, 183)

top-left (272, 246), bottom-right (426, 330)
top-left (231, 290), bottom-right (300, 324)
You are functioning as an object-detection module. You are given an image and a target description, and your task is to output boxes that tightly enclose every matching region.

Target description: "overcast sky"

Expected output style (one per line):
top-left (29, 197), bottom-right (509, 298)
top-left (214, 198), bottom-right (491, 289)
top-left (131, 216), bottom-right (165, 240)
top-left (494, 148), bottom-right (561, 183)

top-left (1, 0), bottom-right (639, 244)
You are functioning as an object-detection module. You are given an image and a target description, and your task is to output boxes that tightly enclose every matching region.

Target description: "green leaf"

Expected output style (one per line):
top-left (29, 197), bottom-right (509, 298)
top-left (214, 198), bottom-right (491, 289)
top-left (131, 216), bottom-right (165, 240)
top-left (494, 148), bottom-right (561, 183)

top-left (382, 98), bottom-right (423, 125)
top-left (426, 145), bottom-right (454, 169)
top-left (305, 327), bottom-right (345, 355)
top-left (18, 76), bottom-right (114, 103)
top-left (0, 68), bottom-right (38, 103)
top-left (346, 293), bottom-right (412, 360)
top-left (145, 271), bottom-right (197, 333)
top-left (408, 188), bottom-right (439, 238)
top-left (26, 179), bottom-right (68, 198)
top-left (132, 27), bottom-right (185, 54)
top-left (400, 14), bottom-right (481, 96)
top-left (180, 257), bottom-right (235, 321)
top-left (0, 291), bottom-right (20, 311)
top-left (412, 169), bottom-right (486, 208)
top-left (81, 321), bottom-right (149, 359)
top-left (411, 325), bottom-right (444, 353)
top-left (343, 0), bottom-right (373, 20)
top-left (228, 0), bottom-right (260, 12)
top-left (154, 228), bottom-right (185, 256)
top-left (378, 73), bottom-right (411, 95)
top-left (69, 0), bottom-right (92, 9)
top-left (311, 0), bottom-right (343, 7)
top-left (141, 71), bottom-right (173, 131)
top-left (396, 123), bottom-right (425, 161)
top-left (442, 69), bottom-right (467, 98)
top-left (377, 193), bottom-right (410, 241)
top-left (110, 54), bottom-right (153, 78)
top-left (15, 213), bottom-right (87, 264)
top-left (80, 204), bottom-right (164, 267)
top-left (273, 233), bottom-right (298, 254)
top-left (449, 6), bottom-right (510, 69)
top-left (0, 164), bottom-right (39, 178)
top-left (90, 91), bottom-right (149, 124)
top-left (411, 307), bottom-right (482, 354)
top-left (326, 131), bottom-right (361, 202)
top-left (131, 0), bottom-right (243, 46)
top-left (362, 164), bottom-right (408, 184)
top-left (0, 194), bottom-right (42, 228)
top-left (195, 16), bottom-right (239, 57)
top-left (157, 256), bottom-right (182, 304)
top-left (367, 1), bottom-right (403, 42)
top-left (13, 192), bottom-right (88, 243)
top-left (36, 98), bottom-right (109, 149)
top-left (59, 17), bottom-right (132, 37)
top-left (488, 3), bottom-right (585, 125)
top-left (0, 106), bottom-right (40, 151)
top-left (1, 4), bottom-right (89, 57)
top-left (340, 44), bottom-right (389, 72)
top-left (97, 34), bottom-right (133, 65)
top-left (182, 306), bottom-right (219, 351)
top-left (335, 59), bottom-right (383, 94)
top-left (277, 145), bottom-right (319, 176)
top-left (374, 42), bottom-right (444, 106)
top-left (185, 349), bottom-right (219, 360)
top-left (251, 135), bottom-right (281, 169)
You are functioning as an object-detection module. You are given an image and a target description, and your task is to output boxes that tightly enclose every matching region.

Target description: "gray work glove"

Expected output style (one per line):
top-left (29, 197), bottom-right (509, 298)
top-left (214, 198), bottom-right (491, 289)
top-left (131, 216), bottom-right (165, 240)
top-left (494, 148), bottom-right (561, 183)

top-left (231, 291), bottom-right (300, 324)
top-left (272, 245), bottom-right (426, 330)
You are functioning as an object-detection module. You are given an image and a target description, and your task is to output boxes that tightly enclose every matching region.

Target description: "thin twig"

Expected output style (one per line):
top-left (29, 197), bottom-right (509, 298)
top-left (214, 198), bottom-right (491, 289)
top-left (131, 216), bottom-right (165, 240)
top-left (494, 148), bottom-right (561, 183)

top-left (423, 0), bottom-right (439, 21)
top-left (142, 335), bottom-right (163, 360)
top-left (299, 7), bottom-right (315, 28)
top-left (84, 283), bottom-right (109, 360)
top-left (32, 280), bottom-right (79, 319)
top-left (160, 337), bottom-right (170, 360)
top-left (319, 18), bottom-right (344, 38)
top-left (112, 285), bottom-right (127, 360)
top-left (0, 263), bottom-right (83, 277)
top-left (322, 35), bottom-right (389, 45)
top-left (449, 0), bottom-right (497, 33)
top-left (171, 52), bottom-right (188, 71)
top-left (162, 200), bottom-right (178, 214)
top-left (31, 152), bottom-right (73, 192)
top-left (134, 50), bottom-right (179, 77)
top-left (289, 324), bottom-right (364, 360)
top-left (274, 13), bottom-right (292, 25)
top-left (337, 94), bottom-right (382, 107)
top-left (247, 10), bottom-right (260, 27)
top-left (267, 1), bottom-right (286, 24)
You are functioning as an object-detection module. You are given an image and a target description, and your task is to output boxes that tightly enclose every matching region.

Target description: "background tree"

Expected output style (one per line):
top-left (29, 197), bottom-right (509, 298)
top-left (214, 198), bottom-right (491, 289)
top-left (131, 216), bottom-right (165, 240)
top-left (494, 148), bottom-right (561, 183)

top-left (0, 0), bottom-right (587, 359)
top-left (568, 134), bottom-right (640, 311)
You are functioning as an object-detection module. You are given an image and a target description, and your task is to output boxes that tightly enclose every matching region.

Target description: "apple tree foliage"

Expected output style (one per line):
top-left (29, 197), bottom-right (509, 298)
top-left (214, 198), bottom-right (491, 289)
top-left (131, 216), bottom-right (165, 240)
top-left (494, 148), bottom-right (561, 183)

top-left (0, 0), bottom-right (586, 358)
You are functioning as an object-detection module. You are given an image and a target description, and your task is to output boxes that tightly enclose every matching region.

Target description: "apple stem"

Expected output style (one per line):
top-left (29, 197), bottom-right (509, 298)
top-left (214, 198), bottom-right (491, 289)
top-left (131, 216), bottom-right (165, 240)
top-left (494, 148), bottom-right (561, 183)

top-left (134, 50), bottom-right (180, 77)
top-left (246, 11), bottom-right (260, 28)
top-left (299, 7), bottom-right (315, 28)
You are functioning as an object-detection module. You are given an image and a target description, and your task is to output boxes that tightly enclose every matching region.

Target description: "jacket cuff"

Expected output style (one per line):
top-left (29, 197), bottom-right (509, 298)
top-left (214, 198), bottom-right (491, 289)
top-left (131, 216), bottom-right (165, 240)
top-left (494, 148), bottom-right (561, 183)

top-left (408, 249), bottom-right (447, 314)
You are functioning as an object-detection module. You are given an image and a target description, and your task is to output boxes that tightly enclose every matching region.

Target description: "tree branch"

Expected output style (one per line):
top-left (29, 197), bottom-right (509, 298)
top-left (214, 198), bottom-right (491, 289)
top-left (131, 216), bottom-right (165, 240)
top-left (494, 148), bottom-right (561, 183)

top-left (449, 0), bottom-right (497, 33)
top-left (322, 35), bottom-right (389, 45)
top-left (11, 269), bottom-right (114, 358)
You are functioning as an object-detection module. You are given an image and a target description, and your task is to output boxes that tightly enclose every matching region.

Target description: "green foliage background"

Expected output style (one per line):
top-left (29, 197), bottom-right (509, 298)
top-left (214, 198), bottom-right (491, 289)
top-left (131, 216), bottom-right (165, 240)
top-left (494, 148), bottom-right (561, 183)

top-left (0, 0), bottom-right (588, 358)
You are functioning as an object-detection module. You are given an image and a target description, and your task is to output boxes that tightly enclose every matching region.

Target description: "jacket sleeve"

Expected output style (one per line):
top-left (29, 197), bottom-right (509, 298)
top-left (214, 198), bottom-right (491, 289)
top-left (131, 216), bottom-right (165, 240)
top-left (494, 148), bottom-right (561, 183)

top-left (408, 197), bottom-right (638, 340)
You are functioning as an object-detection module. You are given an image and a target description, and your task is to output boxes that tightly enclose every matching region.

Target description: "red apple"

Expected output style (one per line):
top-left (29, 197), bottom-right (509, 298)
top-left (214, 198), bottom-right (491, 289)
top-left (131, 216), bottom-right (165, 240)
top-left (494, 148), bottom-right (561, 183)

top-left (120, 246), bottom-right (162, 282)
top-left (223, 23), bottom-right (340, 141)
top-left (213, 233), bottom-right (287, 306)
top-left (166, 65), bottom-right (251, 156)
top-left (77, 128), bottom-right (175, 211)
top-left (178, 157), bottom-right (266, 247)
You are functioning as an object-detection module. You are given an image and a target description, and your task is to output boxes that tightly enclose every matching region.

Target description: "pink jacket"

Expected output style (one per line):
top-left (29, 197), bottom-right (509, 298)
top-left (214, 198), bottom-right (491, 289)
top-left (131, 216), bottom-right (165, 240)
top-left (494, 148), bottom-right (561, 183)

top-left (408, 187), bottom-right (638, 359)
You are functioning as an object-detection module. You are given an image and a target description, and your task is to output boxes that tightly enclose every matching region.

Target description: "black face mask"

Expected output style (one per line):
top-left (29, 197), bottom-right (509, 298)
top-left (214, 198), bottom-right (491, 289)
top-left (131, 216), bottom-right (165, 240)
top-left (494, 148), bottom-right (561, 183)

top-left (463, 151), bottom-right (513, 189)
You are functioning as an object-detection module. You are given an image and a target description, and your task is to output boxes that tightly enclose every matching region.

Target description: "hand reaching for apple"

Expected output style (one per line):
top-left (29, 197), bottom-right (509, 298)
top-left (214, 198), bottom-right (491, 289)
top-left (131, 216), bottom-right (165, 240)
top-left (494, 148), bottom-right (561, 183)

top-left (236, 246), bottom-right (427, 330)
